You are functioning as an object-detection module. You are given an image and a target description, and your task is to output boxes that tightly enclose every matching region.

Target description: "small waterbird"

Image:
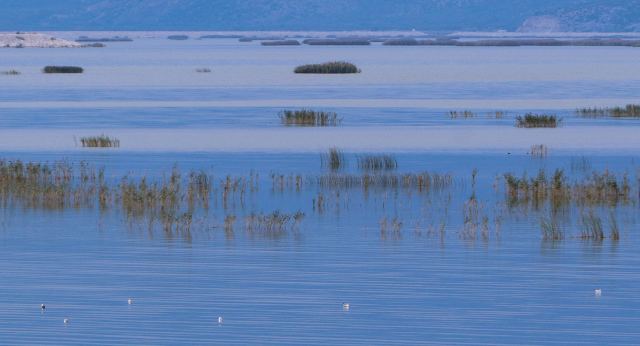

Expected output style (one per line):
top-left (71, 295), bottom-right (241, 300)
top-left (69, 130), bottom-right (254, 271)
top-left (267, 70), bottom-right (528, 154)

top-left (342, 303), bottom-right (350, 311)
top-left (40, 304), bottom-right (46, 311)
top-left (595, 289), bottom-right (602, 296)
top-left (63, 318), bottom-right (70, 325)
top-left (217, 316), bottom-right (223, 324)
top-left (128, 298), bottom-right (133, 305)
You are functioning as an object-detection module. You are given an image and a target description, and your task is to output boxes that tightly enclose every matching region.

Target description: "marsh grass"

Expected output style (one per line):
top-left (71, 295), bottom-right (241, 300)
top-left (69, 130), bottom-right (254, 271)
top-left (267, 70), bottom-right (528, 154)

top-left (80, 135), bottom-right (120, 148)
top-left (294, 61), bottom-right (360, 74)
top-left (279, 109), bottom-right (341, 126)
top-left (577, 104), bottom-right (640, 118)
top-left (504, 169), bottom-right (632, 211)
top-left (43, 66), bottom-right (84, 74)
top-left (245, 210), bottom-right (305, 235)
top-left (1, 70), bottom-right (20, 75)
top-left (357, 155), bottom-right (398, 171)
top-left (515, 114), bottom-right (561, 128)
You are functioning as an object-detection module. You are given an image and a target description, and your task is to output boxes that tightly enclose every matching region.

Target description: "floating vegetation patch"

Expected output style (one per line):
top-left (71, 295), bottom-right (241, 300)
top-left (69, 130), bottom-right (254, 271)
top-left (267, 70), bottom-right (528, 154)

top-left (80, 135), bottom-right (120, 148)
top-left (303, 39), bottom-right (370, 46)
top-left (167, 35), bottom-right (189, 40)
top-left (279, 109), bottom-right (340, 126)
top-left (196, 68), bottom-right (212, 73)
top-left (383, 38), bottom-right (419, 46)
top-left (515, 114), bottom-right (561, 128)
top-left (43, 66), bottom-right (84, 74)
top-left (1, 70), bottom-right (20, 75)
top-left (294, 61), bottom-right (361, 74)
top-left (357, 155), bottom-right (398, 171)
top-left (262, 40), bottom-right (301, 46)
top-left (577, 104), bottom-right (640, 118)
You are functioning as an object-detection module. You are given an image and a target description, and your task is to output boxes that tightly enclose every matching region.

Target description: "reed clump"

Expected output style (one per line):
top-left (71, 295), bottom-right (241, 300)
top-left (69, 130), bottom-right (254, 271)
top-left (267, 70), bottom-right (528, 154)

top-left (577, 104), bottom-right (640, 118)
top-left (504, 169), bottom-right (632, 210)
top-left (80, 135), bottom-right (120, 148)
top-left (279, 109), bottom-right (341, 127)
top-left (357, 155), bottom-right (397, 171)
top-left (294, 61), bottom-right (360, 74)
top-left (515, 114), bottom-right (561, 128)
top-left (43, 66), bottom-right (84, 74)
top-left (1, 70), bottom-right (20, 75)
top-left (322, 148), bottom-right (345, 171)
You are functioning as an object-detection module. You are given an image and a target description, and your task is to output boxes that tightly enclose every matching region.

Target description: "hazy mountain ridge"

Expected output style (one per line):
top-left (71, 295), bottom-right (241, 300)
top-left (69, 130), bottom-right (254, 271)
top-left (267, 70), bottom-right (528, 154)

top-left (2, 0), bottom-right (640, 32)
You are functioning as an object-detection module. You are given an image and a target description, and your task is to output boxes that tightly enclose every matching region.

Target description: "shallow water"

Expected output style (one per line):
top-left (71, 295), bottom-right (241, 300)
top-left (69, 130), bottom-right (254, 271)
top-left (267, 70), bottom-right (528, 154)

top-left (1, 36), bottom-right (640, 345)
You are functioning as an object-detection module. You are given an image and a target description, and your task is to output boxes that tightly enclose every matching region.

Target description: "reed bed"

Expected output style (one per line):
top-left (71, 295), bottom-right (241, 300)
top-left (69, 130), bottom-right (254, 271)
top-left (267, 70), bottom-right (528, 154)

top-left (577, 104), bottom-right (640, 118)
top-left (504, 169), bottom-right (633, 210)
top-left (515, 114), bottom-right (561, 128)
top-left (43, 66), bottom-right (84, 74)
top-left (279, 109), bottom-right (340, 126)
top-left (294, 61), bottom-right (360, 74)
top-left (80, 135), bottom-right (120, 148)
top-left (448, 110), bottom-right (475, 119)
top-left (357, 155), bottom-right (398, 171)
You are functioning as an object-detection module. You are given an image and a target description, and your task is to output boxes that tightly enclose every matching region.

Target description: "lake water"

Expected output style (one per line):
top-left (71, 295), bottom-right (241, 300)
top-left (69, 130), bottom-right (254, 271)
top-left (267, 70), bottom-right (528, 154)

top-left (1, 35), bottom-right (640, 345)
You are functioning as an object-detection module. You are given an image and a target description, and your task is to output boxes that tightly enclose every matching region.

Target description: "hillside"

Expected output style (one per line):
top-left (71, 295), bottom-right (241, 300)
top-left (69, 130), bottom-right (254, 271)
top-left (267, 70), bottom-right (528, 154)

top-left (2, 0), bottom-right (640, 32)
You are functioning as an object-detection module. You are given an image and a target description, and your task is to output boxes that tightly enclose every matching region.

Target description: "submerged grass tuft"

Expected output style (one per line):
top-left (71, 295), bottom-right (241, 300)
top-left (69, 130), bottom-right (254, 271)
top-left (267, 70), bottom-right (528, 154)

top-left (358, 155), bottom-right (398, 171)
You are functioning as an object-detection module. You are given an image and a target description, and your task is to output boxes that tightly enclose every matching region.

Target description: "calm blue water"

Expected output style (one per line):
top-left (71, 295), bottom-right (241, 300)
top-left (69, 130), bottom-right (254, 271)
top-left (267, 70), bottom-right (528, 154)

top-left (1, 37), bottom-right (640, 345)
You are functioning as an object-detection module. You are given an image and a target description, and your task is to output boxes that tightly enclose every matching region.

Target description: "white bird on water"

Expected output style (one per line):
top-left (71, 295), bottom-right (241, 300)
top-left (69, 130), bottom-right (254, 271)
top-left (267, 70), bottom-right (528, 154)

top-left (342, 303), bottom-right (350, 311)
top-left (63, 318), bottom-right (70, 325)
top-left (128, 298), bottom-right (133, 305)
top-left (595, 289), bottom-right (602, 296)
top-left (217, 316), bottom-right (223, 324)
